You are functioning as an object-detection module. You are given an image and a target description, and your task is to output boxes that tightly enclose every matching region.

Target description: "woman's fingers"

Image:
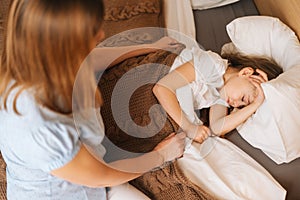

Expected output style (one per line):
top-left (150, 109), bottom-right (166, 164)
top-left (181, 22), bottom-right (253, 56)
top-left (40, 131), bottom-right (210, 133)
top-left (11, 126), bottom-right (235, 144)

top-left (154, 131), bottom-right (186, 163)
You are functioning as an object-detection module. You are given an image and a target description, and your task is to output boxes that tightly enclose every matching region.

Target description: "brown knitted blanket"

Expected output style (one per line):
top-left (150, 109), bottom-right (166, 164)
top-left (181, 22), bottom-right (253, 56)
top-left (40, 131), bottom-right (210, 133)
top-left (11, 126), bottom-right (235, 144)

top-left (99, 47), bottom-right (216, 200)
top-left (0, 153), bottom-right (6, 200)
top-left (102, 0), bottom-right (164, 40)
top-left (131, 161), bottom-right (216, 200)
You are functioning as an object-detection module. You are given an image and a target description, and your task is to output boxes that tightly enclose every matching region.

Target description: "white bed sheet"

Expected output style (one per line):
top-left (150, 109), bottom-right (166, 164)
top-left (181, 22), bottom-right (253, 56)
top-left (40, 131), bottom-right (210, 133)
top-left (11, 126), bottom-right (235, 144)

top-left (177, 137), bottom-right (286, 200)
top-left (108, 183), bottom-right (150, 200)
top-left (108, 137), bottom-right (286, 200)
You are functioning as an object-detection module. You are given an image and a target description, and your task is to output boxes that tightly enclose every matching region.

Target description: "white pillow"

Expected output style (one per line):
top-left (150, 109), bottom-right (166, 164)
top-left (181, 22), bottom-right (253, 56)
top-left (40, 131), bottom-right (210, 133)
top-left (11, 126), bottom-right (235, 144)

top-left (225, 16), bottom-right (300, 71)
top-left (191, 0), bottom-right (240, 10)
top-left (223, 16), bottom-right (300, 164)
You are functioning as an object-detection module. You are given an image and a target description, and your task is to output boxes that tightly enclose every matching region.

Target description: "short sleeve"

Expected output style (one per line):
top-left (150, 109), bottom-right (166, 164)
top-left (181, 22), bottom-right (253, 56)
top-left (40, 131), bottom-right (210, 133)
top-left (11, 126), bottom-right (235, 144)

top-left (29, 121), bottom-right (81, 172)
top-left (190, 49), bottom-right (229, 108)
top-left (74, 108), bottom-right (106, 160)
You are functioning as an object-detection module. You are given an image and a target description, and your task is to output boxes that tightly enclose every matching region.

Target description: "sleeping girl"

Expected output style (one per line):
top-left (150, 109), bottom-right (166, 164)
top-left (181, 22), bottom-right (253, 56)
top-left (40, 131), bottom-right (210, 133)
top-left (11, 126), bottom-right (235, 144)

top-left (153, 47), bottom-right (283, 143)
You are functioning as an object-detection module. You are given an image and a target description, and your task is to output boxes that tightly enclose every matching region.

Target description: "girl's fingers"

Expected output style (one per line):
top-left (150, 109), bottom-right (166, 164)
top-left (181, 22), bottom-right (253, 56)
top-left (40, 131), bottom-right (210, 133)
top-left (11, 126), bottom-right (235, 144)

top-left (256, 69), bottom-right (268, 82)
top-left (250, 69), bottom-right (268, 84)
top-left (250, 74), bottom-right (266, 84)
top-left (250, 75), bottom-right (265, 88)
top-left (251, 79), bottom-right (261, 89)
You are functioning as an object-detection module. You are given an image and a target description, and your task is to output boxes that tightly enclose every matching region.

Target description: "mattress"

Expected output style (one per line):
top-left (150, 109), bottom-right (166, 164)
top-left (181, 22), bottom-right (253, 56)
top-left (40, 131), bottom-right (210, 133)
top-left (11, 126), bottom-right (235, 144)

top-left (191, 1), bottom-right (300, 199)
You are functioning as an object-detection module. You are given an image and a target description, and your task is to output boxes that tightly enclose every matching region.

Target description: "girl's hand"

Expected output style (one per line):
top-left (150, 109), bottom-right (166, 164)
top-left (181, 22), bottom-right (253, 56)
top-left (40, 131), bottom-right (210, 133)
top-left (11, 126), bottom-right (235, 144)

top-left (250, 78), bottom-right (265, 106)
top-left (249, 69), bottom-right (268, 107)
top-left (154, 132), bottom-right (186, 163)
top-left (185, 124), bottom-right (211, 143)
top-left (152, 36), bottom-right (182, 51)
top-left (250, 69), bottom-right (268, 83)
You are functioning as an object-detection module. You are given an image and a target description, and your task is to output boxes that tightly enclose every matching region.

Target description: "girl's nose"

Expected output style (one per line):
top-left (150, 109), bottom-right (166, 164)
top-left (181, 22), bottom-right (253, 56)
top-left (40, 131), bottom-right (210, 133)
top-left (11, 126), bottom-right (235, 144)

top-left (228, 98), bottom-right (236, 107)
top-left (231, 101), bottom-right (238, 107)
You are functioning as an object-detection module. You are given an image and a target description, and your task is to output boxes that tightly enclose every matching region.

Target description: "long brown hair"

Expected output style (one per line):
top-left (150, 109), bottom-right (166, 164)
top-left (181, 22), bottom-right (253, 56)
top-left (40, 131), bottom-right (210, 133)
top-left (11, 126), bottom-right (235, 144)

top-left (0, 0), bottom-right (104, 114)
top-left (222, 53), bottom-right (283, 80)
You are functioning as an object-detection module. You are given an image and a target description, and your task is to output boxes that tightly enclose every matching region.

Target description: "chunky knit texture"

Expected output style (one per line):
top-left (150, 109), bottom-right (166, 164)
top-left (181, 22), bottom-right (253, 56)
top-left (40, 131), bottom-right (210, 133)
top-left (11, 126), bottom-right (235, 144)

top-left (131, 162), bottom-right (216, 200)
top-left (99, 48), bottom-right (183, 155)
top-left (0, 0), bottom-right (11, 56)
top-left (102, 0), bottom-right (165, 40)
top-left (0, 153), bottom-right (6, 200)
top-left (99, 47), bottom-right (215, 199)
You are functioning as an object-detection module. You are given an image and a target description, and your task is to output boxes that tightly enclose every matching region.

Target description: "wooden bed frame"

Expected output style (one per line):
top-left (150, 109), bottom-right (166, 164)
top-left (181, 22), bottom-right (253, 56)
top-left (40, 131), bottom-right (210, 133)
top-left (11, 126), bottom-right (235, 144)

top-left (254, 0), bottom-right (300, 39)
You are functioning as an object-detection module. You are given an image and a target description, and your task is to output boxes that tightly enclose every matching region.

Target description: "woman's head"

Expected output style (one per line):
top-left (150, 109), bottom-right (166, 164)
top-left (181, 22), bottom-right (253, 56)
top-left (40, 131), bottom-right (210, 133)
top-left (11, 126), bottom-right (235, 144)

top-left (0, 0), bottom-right (104, 113)
top-left (221, 53), bottom-right (283, 108)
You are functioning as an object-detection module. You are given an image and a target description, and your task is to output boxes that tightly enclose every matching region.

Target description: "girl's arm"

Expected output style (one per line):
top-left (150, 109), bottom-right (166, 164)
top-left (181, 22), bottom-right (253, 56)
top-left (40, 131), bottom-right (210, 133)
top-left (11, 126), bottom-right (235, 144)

top-left (153, 61), bottom-right (195, 130)
top-left (90, 37), bottom-right (180, 71)
top-left (51, 132), bottom-right (186, 187)
top-left (153, 61), bottom-right (210, 142)
top-left (209, 80), bottom-right (265, 136)
top-left (209, 103), bottom-right (260, 136)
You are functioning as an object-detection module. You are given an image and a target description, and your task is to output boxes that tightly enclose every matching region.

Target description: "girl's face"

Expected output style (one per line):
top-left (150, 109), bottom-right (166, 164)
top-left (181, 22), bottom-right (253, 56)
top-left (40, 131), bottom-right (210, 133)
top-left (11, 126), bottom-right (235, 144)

top-left (221, 68), bottom-right (258, 108)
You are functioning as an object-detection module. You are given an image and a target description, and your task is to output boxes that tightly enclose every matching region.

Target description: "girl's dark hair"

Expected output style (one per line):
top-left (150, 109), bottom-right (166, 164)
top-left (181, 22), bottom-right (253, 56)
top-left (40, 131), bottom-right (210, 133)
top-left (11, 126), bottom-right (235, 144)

top-left (221, 53), bottom-right (283, 80)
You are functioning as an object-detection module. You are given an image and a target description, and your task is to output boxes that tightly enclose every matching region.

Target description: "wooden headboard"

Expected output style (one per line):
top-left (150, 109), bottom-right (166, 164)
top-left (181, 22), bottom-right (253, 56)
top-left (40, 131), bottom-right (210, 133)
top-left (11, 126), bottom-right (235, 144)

top-left (254, 0), bottom-right (300, 39)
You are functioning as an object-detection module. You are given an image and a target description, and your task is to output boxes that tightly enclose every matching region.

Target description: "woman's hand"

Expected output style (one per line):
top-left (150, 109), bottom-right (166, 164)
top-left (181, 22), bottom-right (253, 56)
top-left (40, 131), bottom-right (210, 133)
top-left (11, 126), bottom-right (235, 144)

top-left (154, 132), bottom-right (186, 163)
top-left (152, 36), bottom-right (182, 51)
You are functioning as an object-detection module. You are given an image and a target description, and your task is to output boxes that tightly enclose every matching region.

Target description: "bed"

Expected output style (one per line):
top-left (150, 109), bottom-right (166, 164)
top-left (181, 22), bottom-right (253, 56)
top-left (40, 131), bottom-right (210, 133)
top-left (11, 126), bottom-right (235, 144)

top-left (189, 0), bottom-right (300, 199)
top-left (191, 1), bottom-right (300, 199)
top-left (0, 0), bottom-right (300, 199)
top-left (99, 0), bottom-right (300, 199)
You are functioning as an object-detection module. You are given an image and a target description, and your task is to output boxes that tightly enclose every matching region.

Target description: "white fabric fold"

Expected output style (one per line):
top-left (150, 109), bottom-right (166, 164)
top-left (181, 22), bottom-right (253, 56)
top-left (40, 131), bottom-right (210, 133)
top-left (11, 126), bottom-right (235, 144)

top-left (177, 137), bottom-right (287, 200)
